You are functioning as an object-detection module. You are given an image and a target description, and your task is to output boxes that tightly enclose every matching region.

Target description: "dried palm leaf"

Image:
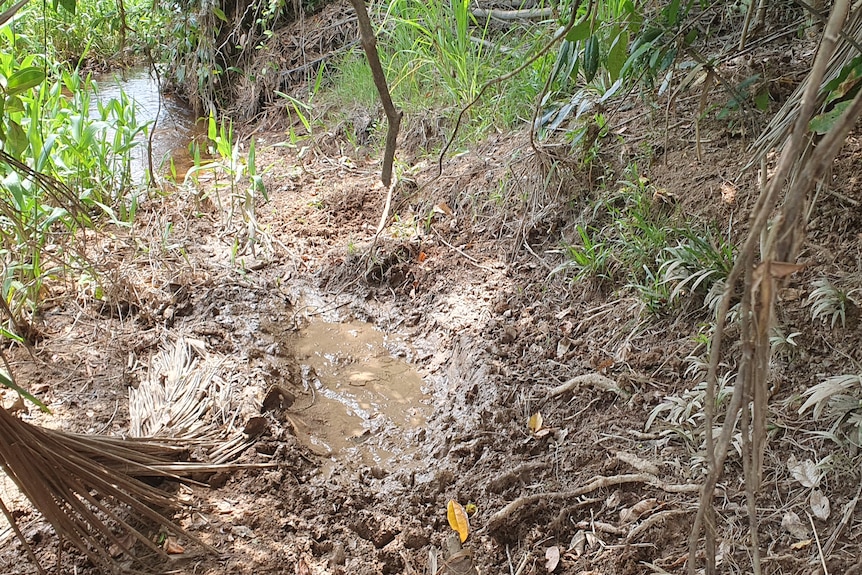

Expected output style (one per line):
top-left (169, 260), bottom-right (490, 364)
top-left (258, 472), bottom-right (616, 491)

top-left (748, 6), bottom-right (862, 166)
top-left (0, 406), bottom-right (219, 573)
top-left (129, 336), bottom-right (254, 464)
top-left (0, 339), bottom-right (263, 571)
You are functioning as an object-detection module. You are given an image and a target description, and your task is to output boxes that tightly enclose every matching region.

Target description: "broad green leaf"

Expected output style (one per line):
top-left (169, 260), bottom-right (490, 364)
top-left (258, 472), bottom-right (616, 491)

top-left (566, 20), bottom-right (591, 42)
top-left (212, 6), bottom-right (228, 22)
top-left (6, 67), bottom-right (44, 96)
top-left (248, 137), bottom-right (256, 175)
top-left (583, 36), bottom-right (599, 83)
top-left (607, 30), bottom-right (629, 83)
top-left (658, 47), bottom-right (677, 72)
top-left (92, 200), bottom-right (132, 227)
top-left (53, 0), bottom-right (75, 14)
top-left (208, 113), bottom-right (217, 141)
top-left (809, 101), bottom-right (851, 134)
top-left (754, 90), bottom-right (770, 111)
top-left (684, 28), bottom-right (698, 45)
top-left (664, 0), bottom-right (681, 26)
top-left (6, 118), bottom-right (27, 156)
top-left (821, 55), bottom-right (862, 100)
top-left (5, 94), bottom-right (23, 114)
top-left (0, 326), bottom-right (23, 344)
top-left (550, 40), bottom-right (578, 86)
top-left (622, 39), bottom-right (656, 77)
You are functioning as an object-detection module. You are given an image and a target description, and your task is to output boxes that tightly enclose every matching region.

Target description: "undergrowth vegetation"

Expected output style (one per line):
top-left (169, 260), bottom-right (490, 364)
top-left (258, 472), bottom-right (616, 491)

top-left (553, 167), bottom-right (735, 316)
top-left (9, 0), bottom-right (158, 68)
top-left (0, 64), bottom-right (150, 328)
top-left (0, 0), bottom-right (160, 336)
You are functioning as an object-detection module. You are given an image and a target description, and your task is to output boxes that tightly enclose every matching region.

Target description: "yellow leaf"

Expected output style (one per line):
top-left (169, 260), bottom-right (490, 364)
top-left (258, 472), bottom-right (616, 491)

top-left (528, 412), bottom-right (543, 432)
top-left (447, 499), bottom-right (470, 543)
top-left (790, 539), bottom-right (812, 550)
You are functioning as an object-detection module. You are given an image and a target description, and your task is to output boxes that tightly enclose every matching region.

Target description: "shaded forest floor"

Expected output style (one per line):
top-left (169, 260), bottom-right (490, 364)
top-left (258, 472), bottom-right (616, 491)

top-left (2, 5), bottom-right (862, 575)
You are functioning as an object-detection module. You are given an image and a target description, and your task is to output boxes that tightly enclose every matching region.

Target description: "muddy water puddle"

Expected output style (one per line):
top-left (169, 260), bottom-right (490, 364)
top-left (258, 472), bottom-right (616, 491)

top-left (289, 320), bottom-right (428, 473)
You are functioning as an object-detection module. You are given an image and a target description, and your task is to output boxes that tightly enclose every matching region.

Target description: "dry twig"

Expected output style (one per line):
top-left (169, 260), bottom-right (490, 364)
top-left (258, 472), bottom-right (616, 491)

top-left (488, 473), bottom-right (698, 532)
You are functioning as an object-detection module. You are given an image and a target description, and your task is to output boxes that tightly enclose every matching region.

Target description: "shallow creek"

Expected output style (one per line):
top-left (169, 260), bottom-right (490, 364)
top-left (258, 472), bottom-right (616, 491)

top-left (91, 68), bottom-right (201, 181)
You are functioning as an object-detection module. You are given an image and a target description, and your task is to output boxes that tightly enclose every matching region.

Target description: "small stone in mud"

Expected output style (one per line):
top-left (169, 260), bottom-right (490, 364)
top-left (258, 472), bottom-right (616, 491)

top-left (262, 385), bottom-right (296, 412)
top-left (243, 416), bottom-right (268, 437)
top-left (328, 542), bottom-right (346, 567)
top-left (500, 326), bottom-right (518, 344)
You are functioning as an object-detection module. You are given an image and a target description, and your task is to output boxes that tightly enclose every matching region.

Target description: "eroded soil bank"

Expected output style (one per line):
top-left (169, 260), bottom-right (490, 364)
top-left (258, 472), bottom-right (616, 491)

top-left (3, 47), bottom-right (862, 575)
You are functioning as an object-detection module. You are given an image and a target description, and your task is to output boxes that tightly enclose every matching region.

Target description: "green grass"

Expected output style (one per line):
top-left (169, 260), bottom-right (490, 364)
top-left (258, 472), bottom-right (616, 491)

top-left (314, 0), bottom-right (553, 154)
top-left (5, 0), bottom-right (158, 68)
top-left (554, 167), bottom-right (735, 315)
top-left (0, 51), bottom-right (151, 331)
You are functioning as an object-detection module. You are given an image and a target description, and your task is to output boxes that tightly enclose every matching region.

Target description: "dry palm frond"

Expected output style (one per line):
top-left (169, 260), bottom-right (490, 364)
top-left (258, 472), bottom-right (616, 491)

top-left (129, 336), bottom-right (255, 464)
top-left (130, 336), bottom-right (229, 439)
top-left (0, 339), bottom-right (263, 572)
top-left (748, 6), bottom-right (862, 166)
top-left (0, 406), bottom-right (218, 573)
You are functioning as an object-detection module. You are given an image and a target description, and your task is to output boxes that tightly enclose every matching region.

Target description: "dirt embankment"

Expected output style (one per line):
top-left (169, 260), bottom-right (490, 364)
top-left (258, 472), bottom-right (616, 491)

top-left (3, 8), bottom-right (862, 575)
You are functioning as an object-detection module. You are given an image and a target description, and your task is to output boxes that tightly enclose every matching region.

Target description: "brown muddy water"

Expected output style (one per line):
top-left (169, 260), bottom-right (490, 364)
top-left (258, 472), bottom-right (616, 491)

top-left (289, 320), bottom-right (429, 476)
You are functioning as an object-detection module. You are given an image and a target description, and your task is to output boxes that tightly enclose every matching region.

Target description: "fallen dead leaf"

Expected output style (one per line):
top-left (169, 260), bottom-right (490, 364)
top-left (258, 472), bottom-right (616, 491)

top-left (163, 537), bottom-right (185, 554)
top-left (570, 530), bottom-right (586, 557)
top-left (434, 202), bottom-right (454, 216)
top-left (528, 412), bottom-right (543, 433)
top-left (545, 546), bottom-right (560, 572)
top-left (447, 499), bottom-right (470, 543)
top-left (781, 511), bottom-right (808, 539)
top-left (810, 489), bottom-right (830, 520)
top-left (348, 371), bottom-right (377, 386)
top-left (788, 456), bottom-right (821, 488)
top-left (791, 539), bottom-right (812, 550)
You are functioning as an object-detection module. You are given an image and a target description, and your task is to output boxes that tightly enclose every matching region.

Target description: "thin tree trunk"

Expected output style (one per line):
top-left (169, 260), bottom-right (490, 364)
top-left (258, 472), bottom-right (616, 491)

top-left (349, 0), bottom-right (402, 187)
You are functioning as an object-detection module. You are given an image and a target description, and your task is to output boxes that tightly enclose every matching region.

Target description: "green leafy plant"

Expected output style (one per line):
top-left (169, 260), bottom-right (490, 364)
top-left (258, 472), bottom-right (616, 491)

top-left (807, 277), bottom-right (857, 329)
top-left (770, 327), bottom-right (801, 359)
top-left (552, 224), bottom-right (613, 282)
top-left (185, 113), bottom-right (269, 257)
top-left (646, 353), bottom-right (737, 466)
top-left (659, 229), bottom-right (734, 306)
top-left (799, 374), bottom-right (862, 445)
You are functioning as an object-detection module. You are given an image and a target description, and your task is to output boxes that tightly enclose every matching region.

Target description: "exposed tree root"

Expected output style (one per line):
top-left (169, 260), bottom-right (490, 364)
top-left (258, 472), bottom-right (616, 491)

top-left (548, 373), bottom-right (628, 399)
top-left (487, 473), bottom-right (699, 533)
